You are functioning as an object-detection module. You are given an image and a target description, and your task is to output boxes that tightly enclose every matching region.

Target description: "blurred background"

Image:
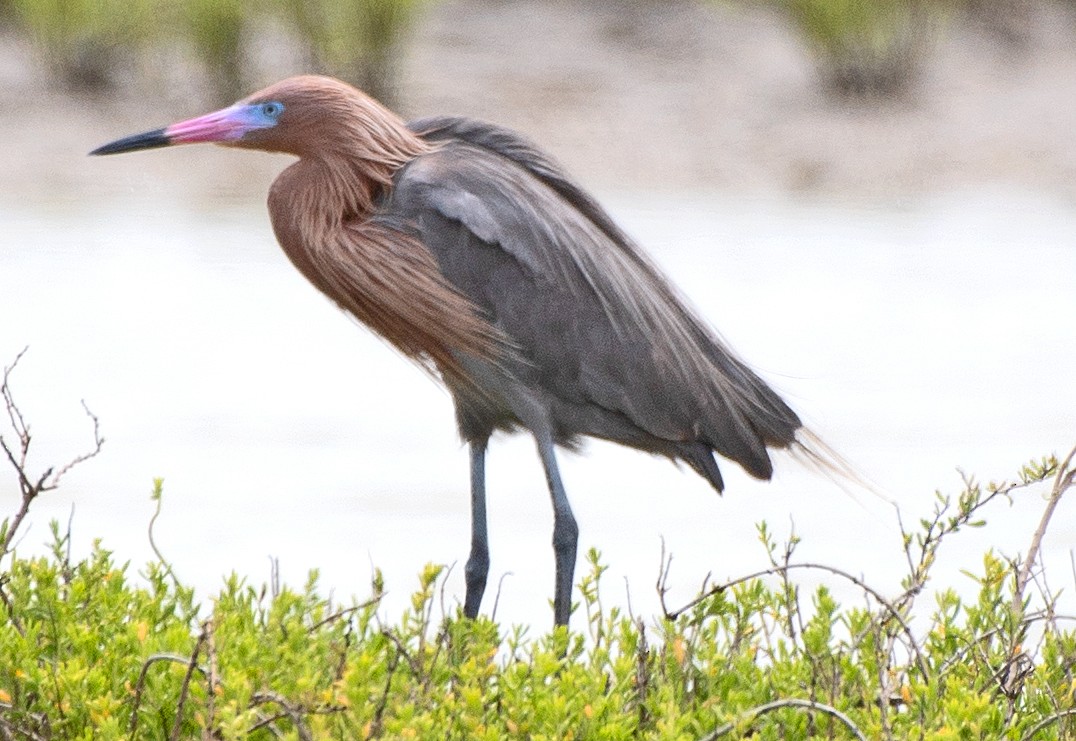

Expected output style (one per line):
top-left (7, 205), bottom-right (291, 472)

top-left (0, 0), bottom-right (1074, 628)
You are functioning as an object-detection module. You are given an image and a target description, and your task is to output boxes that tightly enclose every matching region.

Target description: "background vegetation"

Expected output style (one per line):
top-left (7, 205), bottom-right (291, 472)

top-left (0, 0), bottom-right (426, 104)
top-left (2, 354), bottom-right (1075, 738)
top-left (0, 0), bottom-right (1055, 103)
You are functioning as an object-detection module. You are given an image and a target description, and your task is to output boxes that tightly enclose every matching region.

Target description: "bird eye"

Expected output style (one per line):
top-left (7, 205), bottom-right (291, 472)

top-left (261, 102), bottom-right (283, 118)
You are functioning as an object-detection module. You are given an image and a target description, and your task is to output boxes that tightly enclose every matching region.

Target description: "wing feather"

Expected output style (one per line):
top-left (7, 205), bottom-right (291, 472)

top-left (393, 119), bottom-right (801, 478)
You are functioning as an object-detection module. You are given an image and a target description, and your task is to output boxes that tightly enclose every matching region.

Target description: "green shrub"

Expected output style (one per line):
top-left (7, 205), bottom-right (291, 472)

top-left (2, 355), bottom-right (1075, 738)
top-left (272, 0), bottom-right (425, 103)
top-left (7, 0), bottom-right (425, 101)
top-left (8, 0), bottom-right (157, 89)
top-left (780, 0), bottom-right (951, 96)
top-left (182, 0), bottom-right (247, 105)
top-left (0, 455), bottom-right (1073, 739)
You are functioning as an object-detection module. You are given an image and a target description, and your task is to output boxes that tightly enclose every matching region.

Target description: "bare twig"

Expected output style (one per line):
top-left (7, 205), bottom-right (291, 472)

top-left (0, 710), bottom-right (47, 741)
top-left (656, 537), bottom-right (675, 619)
top-left (147, 479), bottom-right (180, 589)
top-left (1013, 445), bottom-right (1076, 612)
top-left (48, 400), bottom-right (102, 488)
top-left (308, 595), bottom-right (383, 632)
top-left (663, 561), bottom-right (929, 681)
top-left (169, 625), bottom-right (209, 741)
top-left (367, 647), bottom-right (401, 739)
top-left (1, 350), bottom-right (104, 557)
top-left (249, 692), bottom-right (313, 741)
top-left (128, 654), bottom-right (208, 737)
top-left (205, 617), bottom-right (219, 735)
top-left (438, 561), bottom-right (455, 621)
top-left (1018, 707), bottom-right (1076, 741)
top-left (2, 348), bottom-right (29, 442)
top-left (702, 697), bottom-right (868, 741)
top-left (381, 629), bottom-right (422, 678)
top-left (247, 712), bottom-right (288, 738)
top-left (0, 575), bottom-right (24, 637)
top-left (490, 571), bottom-right (512, 624)
top-left (635, 617), bottom-right (650, 730)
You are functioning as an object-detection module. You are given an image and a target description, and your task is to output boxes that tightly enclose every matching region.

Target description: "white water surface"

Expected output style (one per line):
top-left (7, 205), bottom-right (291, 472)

top-left (1, 185), bottom-right (1073, 630)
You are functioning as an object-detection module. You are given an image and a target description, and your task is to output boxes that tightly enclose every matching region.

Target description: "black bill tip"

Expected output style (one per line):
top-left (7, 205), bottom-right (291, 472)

top-left (89, 128), bottom-right (171, 156)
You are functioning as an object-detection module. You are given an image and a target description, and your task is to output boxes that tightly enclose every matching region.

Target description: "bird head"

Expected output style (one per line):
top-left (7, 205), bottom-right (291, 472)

top-left (91, 75), bottom-right (417, 161)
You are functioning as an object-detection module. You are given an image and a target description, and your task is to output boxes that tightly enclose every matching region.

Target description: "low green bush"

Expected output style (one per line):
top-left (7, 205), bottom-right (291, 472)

top-left (1, 355), bottom-right (1074, 738)
top-left (0, 457), bottom-right (1072, 739)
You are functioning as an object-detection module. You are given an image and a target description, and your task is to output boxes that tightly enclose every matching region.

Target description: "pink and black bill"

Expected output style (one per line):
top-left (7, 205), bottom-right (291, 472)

top-left (90, 127), bottom-right (170, 156)
top-left (90, 101), bottom-right (284, 156)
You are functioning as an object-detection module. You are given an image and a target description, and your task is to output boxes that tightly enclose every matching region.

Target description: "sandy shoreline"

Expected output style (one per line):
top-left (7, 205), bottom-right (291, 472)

top-left (1, 0), bottom-right (1075, 202)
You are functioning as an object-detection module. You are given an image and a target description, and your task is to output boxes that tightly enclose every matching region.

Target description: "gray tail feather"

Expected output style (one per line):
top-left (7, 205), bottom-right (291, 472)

top-left (790, 428), bottom-right (892, 506)
top-left (679, 443), bottom-right (726, 493)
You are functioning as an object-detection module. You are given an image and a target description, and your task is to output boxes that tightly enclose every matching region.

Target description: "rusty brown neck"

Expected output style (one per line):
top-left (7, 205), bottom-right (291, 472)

top-left (289, 127), bottom-right (432, 237)
top-left (265, 114), bottom-right (498, 382)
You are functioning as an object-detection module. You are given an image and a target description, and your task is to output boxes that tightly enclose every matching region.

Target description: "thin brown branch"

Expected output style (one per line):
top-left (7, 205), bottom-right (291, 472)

top-left (664, 561), bottom-right (930, 681)
top-left (367, 648), bottom-right (401, 740)
top-left (249, 692), bottom-right (313, 741)
top-left (490, 570), bottom-right (512, 624)
top-left (381, 629), bottom-right (422, 678)
top-left (308, 595), bottom-right (383, 632)
top-left (2, 347), bottom-right (30, 453)
top-left (205, 617), bottom-right (218, 735)
top-left (46, 400), bottom-right (104, 489)
top-left (247, 712), bottom-right (288, 738)
top-left (1, 351), bottom-right (104, 558)
top-left (656, 537), bottom-right (675, 619)
top-left (0, 710), bottom-right (47, 741)
top-left (1014, 444), bottom-right (1076, 612)
top-left (0, 576), bottom-right (24, 637)
top-left (169, 625), bottom-right (209, 741)
top-left (147, 479), bottom-right (180, 589)
top-left (128, 654), bottom-right (208, 737)
top-left (702, 697), bottom-right (867, 741)
top-left (1018, 707), bottom-right (1076, 741)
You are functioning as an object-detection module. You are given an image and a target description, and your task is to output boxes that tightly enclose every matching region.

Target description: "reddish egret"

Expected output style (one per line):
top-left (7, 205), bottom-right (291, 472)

top-left (93, 75), bottom-right (812, 627)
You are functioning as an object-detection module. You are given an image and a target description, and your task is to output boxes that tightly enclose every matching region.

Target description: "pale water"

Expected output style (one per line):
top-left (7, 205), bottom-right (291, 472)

top-left (1, 186), bottom-right (1073, 629)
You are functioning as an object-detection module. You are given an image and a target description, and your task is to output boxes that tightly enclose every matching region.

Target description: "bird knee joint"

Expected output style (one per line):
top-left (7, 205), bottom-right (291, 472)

top-left (552, 517), bottom-right (578, 551)
top-left (465, 554), bottom-right (489, 584)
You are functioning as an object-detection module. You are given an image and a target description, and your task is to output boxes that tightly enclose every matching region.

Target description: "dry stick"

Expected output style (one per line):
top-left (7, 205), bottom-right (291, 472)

top-left (128, 654), bottom-right (209, 737)
top-left (701, 698), bottom-right (868, 741)
top-left (0, 436), bottom-right (49, 554)
top-left (368, 649), bottom-right (401, 739)
top-left (936, 610), bottom-right (1076, 679)
top-left (1, 378), bottom-right (103, 557)
top-left (247, 711), bottom-right (288, 738)
top-left (249, 692), bottom-right (314, 741)
top-left (0, 712), bottom-right (47, 741)
top-left (1013, 444), bottom-right (1076, 612)
top-left (381, 629), bottom-right (423, 678)
top-left (665, 562), bottom-right (930, 682)
top-left (635, 617), bottom-right (650, 730)
top-left (1018, 707), bottom-right (1076, 741)
top-left (308, 595), bottom-right (384, 632)
top-left (205, 617), bottom-right (219, 735)
top-left (48, 400), bottom-right (102, 488)
top-left (0, 576), bottom-right (24, 637)
top-left (147, 483), bottom-right (180, 589)
top-left (246, 700), bottom-right (345, 738)
top-left (1, 348), bottom-right (29, 443)
top-left (437, 561), bottom-right (455, 620)
top-left (490, 571), bottom-right (512, 624)
top-left (168, 627), bottom-right (209, 741)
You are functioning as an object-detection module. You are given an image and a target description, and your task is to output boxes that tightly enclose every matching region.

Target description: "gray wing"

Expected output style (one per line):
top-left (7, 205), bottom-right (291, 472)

top-left (393, 117), bottom-right (801, 484)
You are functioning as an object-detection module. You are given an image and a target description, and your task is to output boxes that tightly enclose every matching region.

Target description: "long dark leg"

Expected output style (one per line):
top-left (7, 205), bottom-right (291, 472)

top-left (534, 433), bottom-right (578, 627)
top-left (463, 437), bottom-right (490, 619)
